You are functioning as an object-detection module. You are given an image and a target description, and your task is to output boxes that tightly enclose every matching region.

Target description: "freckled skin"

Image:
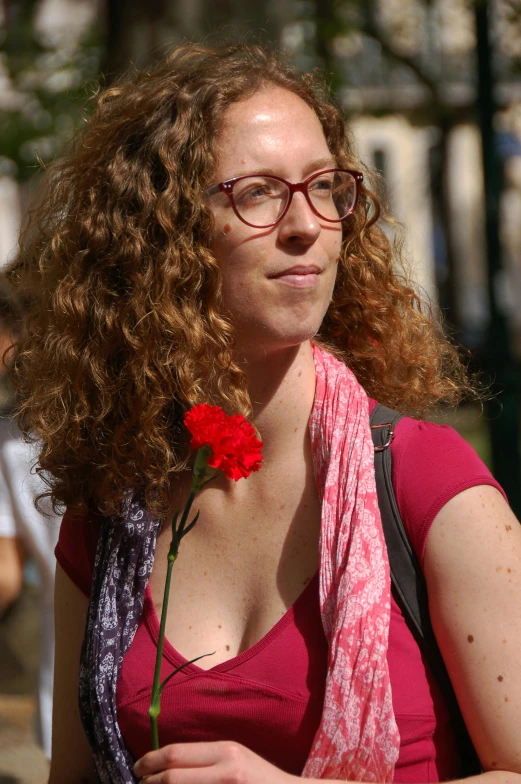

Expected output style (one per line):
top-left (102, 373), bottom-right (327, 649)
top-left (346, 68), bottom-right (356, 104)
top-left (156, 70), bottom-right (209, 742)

top-left (208, 86), bottom-right (342, 357)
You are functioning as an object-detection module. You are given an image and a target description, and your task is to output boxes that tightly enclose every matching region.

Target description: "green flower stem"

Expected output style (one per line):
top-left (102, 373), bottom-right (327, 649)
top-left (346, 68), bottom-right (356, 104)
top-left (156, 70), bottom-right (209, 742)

top-left (176, 489), bottom-right (197, 540)
top-left (148, 488), bottom-right (197, 749)
top-left (148, 549), bottom-right (176, 750)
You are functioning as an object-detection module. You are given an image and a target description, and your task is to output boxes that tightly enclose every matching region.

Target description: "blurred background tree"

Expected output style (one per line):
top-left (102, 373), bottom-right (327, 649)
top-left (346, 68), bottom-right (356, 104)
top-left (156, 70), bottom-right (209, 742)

top-left (0, 0), bottom-right (102, 182)
top-left (101, 0), bottom-right (297, 78)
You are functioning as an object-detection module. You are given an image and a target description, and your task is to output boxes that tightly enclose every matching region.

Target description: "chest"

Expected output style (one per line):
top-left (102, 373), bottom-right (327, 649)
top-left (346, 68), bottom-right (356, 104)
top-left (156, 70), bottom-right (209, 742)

top-left (148, 465), bottom-right (321, 669)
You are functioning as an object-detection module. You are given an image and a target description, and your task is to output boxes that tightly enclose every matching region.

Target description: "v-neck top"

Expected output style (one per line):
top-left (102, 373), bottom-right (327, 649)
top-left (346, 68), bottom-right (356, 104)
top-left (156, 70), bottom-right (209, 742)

top-left (116, 571), bottom-right (327, 776)
top-left (56, 406), bottom-right (504, 781)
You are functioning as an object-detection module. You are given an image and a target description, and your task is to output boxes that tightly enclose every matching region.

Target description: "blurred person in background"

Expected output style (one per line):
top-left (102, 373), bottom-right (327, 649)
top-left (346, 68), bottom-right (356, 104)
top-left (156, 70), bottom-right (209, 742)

top-left (0, 293), bottom-right (24, 611)
top-left (0, 275), bottom-right (60, 758)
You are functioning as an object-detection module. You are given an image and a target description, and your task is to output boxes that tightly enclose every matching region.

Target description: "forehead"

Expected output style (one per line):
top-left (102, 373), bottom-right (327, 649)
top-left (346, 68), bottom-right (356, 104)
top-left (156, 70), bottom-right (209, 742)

top-left (214, 86), bottom-right (330, 177)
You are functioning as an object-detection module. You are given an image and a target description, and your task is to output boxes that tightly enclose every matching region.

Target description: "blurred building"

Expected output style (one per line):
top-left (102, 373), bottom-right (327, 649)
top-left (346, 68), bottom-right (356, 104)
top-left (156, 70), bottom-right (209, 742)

top-left (349, 115), bottom-right (437, 303)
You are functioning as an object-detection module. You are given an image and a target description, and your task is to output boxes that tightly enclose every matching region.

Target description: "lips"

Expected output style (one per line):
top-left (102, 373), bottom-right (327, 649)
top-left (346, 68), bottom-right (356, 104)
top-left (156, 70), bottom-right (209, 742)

top-left (268, 264), bottom-right (322, 290)
top-left (269, 265), bottom-right (322, 278)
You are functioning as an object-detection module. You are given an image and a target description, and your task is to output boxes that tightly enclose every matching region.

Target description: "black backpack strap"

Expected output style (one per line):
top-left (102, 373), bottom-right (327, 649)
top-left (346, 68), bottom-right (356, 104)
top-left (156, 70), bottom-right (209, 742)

top-left (370, 403), bottom-right (481, 775)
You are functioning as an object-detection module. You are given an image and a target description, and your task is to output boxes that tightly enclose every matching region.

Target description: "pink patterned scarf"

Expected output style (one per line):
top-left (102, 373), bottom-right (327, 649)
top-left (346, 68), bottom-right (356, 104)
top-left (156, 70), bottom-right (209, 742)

top-left (302, 345), bottom-right (400, 781)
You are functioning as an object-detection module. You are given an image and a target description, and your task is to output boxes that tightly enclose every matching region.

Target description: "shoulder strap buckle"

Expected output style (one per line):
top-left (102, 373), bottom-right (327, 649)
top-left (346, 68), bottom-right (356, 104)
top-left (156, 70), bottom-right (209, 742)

top-left (370, 421), bottom-right (395, 452)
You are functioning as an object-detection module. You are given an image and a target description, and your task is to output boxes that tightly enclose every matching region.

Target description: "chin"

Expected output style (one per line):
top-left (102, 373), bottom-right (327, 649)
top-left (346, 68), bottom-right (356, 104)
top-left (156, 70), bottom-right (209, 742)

top-left (231, 306), bottom-right (328, 354)
top-left (257, 323), bottom-right (322, 352)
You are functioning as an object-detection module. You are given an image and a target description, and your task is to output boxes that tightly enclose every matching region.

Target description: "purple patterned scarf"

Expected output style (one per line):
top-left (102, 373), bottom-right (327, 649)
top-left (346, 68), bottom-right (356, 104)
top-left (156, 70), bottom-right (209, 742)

top-left (79, 495), bottom-right (160, 783)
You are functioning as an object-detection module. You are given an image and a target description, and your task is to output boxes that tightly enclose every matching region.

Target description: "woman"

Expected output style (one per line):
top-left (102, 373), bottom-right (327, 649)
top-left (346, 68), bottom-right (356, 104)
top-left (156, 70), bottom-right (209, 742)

top-left (9, 43), bottom-right (521, 783)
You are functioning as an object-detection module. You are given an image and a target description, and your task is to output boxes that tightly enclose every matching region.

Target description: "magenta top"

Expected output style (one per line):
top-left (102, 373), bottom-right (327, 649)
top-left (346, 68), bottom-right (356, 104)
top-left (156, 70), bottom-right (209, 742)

top-left (56, 404), bottom-right (505, 781)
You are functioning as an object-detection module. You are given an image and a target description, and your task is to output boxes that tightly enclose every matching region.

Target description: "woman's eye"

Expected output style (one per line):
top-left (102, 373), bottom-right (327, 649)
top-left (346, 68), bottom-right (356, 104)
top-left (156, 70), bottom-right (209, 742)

top-left (309, 178), bottom-right (333, 196)
top-left (249, 186), bottom-right (269, 199)
top-left (236, 185), bottom-right (272, 204)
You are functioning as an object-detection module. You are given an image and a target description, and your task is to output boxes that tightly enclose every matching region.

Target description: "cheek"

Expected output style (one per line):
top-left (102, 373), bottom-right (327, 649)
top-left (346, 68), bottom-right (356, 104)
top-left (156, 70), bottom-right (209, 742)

top-left (211, 220), bottom-right (245, 265)
top-left (217, 249), bottom-right (260, 307)
top-left (331, 227), bottom-right (343, 256)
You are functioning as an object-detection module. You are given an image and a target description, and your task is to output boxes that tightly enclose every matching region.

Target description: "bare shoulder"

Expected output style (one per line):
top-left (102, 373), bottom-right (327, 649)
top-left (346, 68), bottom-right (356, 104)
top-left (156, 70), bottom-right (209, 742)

top-left (424, 485), bottom-right (521, 773)
top-left (49, 564), bottom-right (98, 783)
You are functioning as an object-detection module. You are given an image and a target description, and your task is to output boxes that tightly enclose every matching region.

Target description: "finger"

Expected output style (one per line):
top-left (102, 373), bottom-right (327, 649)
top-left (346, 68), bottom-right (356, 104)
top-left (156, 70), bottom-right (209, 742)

top-left (139, 769), bottom-right (215, 784)
top-left (134, 741), bottom-right (229, 777)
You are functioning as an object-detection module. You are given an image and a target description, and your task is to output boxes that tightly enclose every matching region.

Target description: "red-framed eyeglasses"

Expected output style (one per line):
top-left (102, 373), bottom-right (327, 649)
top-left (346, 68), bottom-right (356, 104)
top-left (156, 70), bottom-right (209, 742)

top-left (207, 168), bottom-right (363, 229)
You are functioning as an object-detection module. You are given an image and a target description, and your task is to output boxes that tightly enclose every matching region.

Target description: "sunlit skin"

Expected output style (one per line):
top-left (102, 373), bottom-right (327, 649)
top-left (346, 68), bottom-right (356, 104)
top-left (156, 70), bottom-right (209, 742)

top-left (209, 85), bottom-right (343, 361)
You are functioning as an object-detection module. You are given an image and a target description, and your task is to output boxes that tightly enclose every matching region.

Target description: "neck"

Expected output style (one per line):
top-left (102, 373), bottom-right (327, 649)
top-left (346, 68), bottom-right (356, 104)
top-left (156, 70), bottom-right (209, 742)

top-left (236, 341), bottom-right (317, 466)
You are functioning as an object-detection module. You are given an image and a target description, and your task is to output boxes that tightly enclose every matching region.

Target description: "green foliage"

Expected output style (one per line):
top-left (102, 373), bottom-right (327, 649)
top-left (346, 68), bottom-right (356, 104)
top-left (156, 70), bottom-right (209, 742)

top-left (294, 0), bottom-right (521, 109)
top-left (0, 0), bottom-right (102, 182)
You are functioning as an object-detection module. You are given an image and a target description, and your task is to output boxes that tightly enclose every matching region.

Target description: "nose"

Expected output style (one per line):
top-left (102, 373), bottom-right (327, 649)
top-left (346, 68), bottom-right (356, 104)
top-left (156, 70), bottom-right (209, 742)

top-left (277, 190), bottom-right (321, 246)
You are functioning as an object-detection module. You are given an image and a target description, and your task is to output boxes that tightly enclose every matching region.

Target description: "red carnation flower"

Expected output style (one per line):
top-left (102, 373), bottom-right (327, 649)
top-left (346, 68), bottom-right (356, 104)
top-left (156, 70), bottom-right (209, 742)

top-left (184, 404), bottom-right (263, 481)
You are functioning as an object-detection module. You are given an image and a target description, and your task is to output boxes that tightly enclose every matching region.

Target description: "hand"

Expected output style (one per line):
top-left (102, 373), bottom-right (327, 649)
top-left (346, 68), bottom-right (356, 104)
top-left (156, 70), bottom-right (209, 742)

top-left (133, 740), bottom-right (299, 783)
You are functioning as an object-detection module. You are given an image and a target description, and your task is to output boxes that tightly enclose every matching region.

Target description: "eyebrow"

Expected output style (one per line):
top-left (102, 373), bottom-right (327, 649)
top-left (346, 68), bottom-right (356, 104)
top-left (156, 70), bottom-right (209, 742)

top-left (226, 157), bottom-right (338, 181)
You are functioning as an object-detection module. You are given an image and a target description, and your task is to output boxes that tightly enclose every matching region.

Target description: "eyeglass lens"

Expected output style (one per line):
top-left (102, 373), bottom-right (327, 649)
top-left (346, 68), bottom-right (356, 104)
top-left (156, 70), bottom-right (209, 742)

top-left (232, 170), bottom-right (357, 228)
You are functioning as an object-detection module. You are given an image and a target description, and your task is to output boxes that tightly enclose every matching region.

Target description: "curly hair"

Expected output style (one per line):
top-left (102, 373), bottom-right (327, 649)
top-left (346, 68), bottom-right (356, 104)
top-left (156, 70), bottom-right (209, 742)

top-left (9, 42), bottom-right (473, 518)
